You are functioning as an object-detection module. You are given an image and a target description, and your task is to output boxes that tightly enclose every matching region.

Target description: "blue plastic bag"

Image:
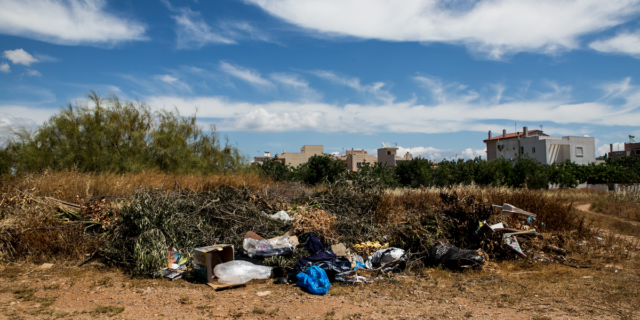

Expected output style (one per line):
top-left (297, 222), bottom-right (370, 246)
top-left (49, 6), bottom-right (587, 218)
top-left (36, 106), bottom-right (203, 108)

top-left (296, 266), bottom-right (330, 295)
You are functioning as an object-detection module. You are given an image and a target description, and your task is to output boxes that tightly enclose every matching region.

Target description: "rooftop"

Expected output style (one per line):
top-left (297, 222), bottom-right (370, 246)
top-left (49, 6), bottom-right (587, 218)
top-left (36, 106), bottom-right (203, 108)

top-left (483, 130), bottom-right (544, 142)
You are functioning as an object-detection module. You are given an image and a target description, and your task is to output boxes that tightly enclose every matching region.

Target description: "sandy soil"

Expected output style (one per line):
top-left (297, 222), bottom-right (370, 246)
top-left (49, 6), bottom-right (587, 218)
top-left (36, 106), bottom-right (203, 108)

top-left (0, 260), bottom-right (636, 320)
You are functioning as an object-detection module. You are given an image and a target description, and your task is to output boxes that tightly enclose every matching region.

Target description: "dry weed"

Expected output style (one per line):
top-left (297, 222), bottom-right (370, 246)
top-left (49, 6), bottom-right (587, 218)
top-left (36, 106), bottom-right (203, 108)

top-left (292, 207), bottom-right (339, 243)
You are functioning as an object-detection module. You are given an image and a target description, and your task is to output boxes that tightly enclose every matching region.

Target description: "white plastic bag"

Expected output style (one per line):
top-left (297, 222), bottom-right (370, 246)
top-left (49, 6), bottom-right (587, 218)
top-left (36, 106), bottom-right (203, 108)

top-left (261, 210), bottom-right (293, 222)
top-left (365, 248), bottom-right (405, 271)
top-left (243, 235), bottom-right (295, 258)
top-left (213, 260), bottom-right (272, 284)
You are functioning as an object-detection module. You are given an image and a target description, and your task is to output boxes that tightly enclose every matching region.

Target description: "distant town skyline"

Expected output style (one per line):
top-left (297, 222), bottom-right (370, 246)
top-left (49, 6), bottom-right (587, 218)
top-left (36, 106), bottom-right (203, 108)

top-left (1, 0), bottom-right (640, 161)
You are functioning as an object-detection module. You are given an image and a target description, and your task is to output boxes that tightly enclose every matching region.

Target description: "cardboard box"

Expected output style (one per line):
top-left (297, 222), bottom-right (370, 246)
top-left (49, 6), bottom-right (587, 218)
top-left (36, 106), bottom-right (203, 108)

top-left (193, 245), bottom-right (234, 283)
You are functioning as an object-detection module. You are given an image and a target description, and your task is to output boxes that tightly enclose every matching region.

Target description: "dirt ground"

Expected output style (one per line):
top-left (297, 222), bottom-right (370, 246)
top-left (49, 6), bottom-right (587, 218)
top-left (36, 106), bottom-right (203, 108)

top-left (1, 257), bottom-right (638, 320)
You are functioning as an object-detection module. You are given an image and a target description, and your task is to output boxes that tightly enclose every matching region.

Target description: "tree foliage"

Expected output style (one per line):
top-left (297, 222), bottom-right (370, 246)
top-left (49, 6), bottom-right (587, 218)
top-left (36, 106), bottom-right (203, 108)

top-left (2, 92), bottom-right (244, 174)
top-left (257, 152), bottom-right (640, 189)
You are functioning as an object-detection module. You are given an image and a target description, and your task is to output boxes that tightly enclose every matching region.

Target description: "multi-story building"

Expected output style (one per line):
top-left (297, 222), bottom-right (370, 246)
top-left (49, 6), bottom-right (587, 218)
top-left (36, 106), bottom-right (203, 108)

top-left (377, 142), bottom-right (413, 166)
top-left (484, 127), bottom-right (596, 165)
top-left (344, 149), bottom-right (378, 172)
top-left (608, 137), bottom-right (640, 160)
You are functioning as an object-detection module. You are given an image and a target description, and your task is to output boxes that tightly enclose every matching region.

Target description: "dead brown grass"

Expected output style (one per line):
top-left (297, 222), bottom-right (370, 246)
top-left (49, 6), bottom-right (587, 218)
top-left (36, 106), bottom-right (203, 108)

top-left (0, 170), bottom-right (272, 203)
top-left (592, 192), bottom-right (640, 222)
top-left (0, 191), bottom-right (101, 262)
top-left (292, 207), bottom-right (339, 243)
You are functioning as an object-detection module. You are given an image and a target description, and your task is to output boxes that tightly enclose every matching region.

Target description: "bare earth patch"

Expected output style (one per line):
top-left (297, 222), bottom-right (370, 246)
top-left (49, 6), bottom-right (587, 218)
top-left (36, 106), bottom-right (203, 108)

top-left (0, 260), bottom-right (637, 320)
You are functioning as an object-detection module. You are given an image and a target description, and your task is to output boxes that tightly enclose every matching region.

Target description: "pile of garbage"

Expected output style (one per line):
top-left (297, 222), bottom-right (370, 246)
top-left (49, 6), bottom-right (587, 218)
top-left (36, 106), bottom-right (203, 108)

top-left (1, 183), bottom-right (581, 296)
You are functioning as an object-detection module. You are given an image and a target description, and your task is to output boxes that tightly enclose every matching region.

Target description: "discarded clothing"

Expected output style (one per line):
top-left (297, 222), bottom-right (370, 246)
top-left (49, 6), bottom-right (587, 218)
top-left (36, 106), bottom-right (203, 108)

top-left (297, 266), bottom-right (330, 295)
top-left (365, 248), bottom-right (406, 272)
top-left (293, 232), bottom-right (350, 281)
top-left (427, 242), bottom-right (485, 270)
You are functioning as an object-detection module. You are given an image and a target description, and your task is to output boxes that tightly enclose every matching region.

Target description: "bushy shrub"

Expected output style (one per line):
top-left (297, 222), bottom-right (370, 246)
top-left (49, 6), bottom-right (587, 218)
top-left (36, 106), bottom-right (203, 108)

top-left (297, 154), bottom-right (347, 185)
top-left (3, 92), bottom-right (244, 175)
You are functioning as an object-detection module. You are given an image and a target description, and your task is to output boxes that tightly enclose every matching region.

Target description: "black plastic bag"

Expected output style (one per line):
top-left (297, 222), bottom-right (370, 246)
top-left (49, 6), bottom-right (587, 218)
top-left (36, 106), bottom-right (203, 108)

top-left (427, 242), bottom-right (485, 270)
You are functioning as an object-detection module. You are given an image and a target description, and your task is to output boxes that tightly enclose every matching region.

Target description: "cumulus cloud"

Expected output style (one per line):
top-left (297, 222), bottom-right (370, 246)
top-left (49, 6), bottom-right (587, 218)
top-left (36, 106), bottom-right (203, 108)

top-left (597, 142), bottom-right (626, 157)
top-left (0, 63), bottom-right (9, 73)
top-left (590, 31), bottom-right (640, 57)
top-left (395, 146), bottom-right (486, 161)
top-left (3, 49), bottom-right (38, 66)
top-left (0, 0), bottom-right (147, 45)
top-left (220, 62), bottom-right (273, 88)
top-left (247, 0), bottom-right (640, 58)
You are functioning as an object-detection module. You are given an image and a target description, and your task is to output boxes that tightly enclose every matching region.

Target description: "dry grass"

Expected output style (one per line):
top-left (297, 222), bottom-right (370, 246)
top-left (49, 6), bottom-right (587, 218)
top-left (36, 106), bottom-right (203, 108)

top-left (0, 170), bottom-right (272, 203)
top-left (292, 207), bottom-right (339, 243)
top-left (592, 191), bottom-right (640, 222)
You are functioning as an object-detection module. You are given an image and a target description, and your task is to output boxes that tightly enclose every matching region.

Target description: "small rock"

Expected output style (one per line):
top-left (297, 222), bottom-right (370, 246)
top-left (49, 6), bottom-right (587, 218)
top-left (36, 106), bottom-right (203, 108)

top-left (256, 291), bottom-right (271, 297)
top-left (38, 263), bottom-right (54, 270)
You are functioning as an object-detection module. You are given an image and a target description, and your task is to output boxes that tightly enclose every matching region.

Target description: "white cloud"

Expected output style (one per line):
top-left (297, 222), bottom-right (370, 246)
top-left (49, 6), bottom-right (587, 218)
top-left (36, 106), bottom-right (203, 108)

top-left (0, 63), bottom-right (9, 73)
top-left (142, 76), bottom-right (640, 134)
top-left (247, 0), bottom-right (640, 59)
top-left (3, 49), bottom-right (38, 66)
top-left (155, 74), bottom-right (191, 92)
top-left (171, 7), bottom-right (236, 49)
top-left (270, 73), bottom-right (322, 100)
top-left (597, 142), bottom-right (625, 157)
top-left (0, 0), bottom-right (146, 45)
top-left (312, 70), bottom-right (394, 103)
top-left (24, 69), bottom-right (41, 77)
top-left (165, 1), bottom-right (274, 49)
top-left (157, 75), bottom-right (178, 84)
top-left (590, 30), bottom-right (640, 57)
top-left (220, 62), bottom-right (273, 88)
top-left (395, 146), bottom-right (486, 161)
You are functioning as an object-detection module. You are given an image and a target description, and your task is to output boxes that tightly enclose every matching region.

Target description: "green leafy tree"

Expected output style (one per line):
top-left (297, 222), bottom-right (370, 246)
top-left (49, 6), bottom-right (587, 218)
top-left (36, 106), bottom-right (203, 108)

top-left (297, 154), bottom-right (348, 185)
top-left (395, 158), bottom-right (433, 187)
top-left (4, 92), bottom-right (244, 174)
top-left (259, 157), bottom-right (294, 182)
top-left (352, 161), bottom-right (398, 189)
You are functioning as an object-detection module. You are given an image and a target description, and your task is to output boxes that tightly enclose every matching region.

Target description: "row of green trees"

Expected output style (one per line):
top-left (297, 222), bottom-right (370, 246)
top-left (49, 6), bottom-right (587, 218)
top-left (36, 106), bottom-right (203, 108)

top-left (259, 154), bottom-right (640, 189)
top-left (0, 93), bottom-right (244, 175)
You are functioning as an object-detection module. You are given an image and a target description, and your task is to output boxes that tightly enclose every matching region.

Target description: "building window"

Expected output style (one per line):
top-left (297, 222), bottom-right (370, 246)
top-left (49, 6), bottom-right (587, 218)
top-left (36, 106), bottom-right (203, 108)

top-left (356, 162), bottom-right (362, 167)
top-left (576, 147), bottom-right (583, 157)
top-left (520, 147), bottom-right (523, 154)
top-left (635, 149), bottom-right (640, 155)
top-left (532, 147), bottom-right (536, 153)
top-left (387, 151), bottom-right (392, 155)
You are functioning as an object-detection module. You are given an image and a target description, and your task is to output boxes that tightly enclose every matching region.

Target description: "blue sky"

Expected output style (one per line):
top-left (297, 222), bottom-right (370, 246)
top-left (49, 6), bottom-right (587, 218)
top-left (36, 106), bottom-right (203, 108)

top-left (1, 0), bottom-right (640, 161)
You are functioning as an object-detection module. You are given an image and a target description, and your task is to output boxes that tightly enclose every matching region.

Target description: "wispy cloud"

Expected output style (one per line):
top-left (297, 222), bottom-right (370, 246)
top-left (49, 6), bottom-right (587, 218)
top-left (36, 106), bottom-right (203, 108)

top-left (270, 73), bottom-right (321, 101)
top-left (0, 0), bottom-right (147, 46)
top-left (3, 49), bottom-right (38, 66)
top-left (154, 74), bottom-right (191, 92)
top-left (312, 70), bottom-right (394, 103)
top-left (590, 30), bottom-right (640, 57)
top-left (141, 75), bottom-right (640, 134)
top-left (220, 62), bottom-right (273, 88)
top-left (24, 69), bottom-right (41, 77)
top-left (164, 1), bottom-right (274, 49)
top-left (247, 0), bottom-right (640, 59)
top-left (0, 63), bottom-right (9, 73)
top-left (171, 7), bottom-right (236, 49)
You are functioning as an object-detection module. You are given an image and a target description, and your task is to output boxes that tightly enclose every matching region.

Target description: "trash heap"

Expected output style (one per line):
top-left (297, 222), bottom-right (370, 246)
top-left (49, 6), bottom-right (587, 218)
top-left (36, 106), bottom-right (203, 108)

top-left (0, 182), bottom-right (588, 296)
